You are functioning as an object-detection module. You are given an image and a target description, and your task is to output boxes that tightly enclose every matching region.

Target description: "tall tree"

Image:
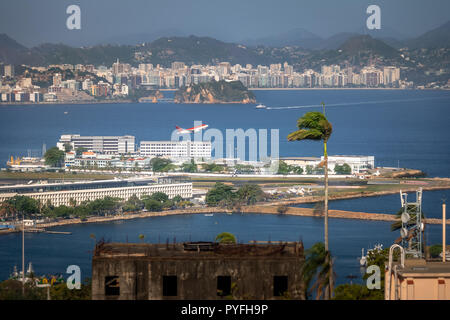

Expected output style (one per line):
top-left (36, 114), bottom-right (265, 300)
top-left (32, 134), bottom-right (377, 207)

top-left (302, 242), bottom-right (335, 300)
top-left (287, 106), bottom-right (332, 249)
top-left (287, 104), bottom-right (333, 298)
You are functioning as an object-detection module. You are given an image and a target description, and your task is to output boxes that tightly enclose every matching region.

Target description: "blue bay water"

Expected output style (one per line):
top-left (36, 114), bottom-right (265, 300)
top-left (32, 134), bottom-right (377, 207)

top-left (0, 89), bottom-right (449, 285)
top-left (0, 89), bottom-right (449, 176)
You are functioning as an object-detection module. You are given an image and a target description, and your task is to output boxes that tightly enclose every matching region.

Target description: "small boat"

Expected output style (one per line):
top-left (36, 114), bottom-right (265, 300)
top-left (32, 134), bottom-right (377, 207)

top-left (359, 248), bottom-right (367, 267)
top-left (204, 213), bottom-right (214, 217)
top-left (64, 111), bottom-right (69, 114)
top-left (255, 104), bottom-right (267, 109)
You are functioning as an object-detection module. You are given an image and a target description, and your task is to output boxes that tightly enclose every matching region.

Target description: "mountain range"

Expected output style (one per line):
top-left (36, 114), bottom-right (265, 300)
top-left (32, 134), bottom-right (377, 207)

top-left (0, 21), bottom-right (449, 67)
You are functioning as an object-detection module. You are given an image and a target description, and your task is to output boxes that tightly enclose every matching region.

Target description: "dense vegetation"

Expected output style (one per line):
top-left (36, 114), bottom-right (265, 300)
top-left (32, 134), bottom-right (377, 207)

top-left (0, 192), bottom-right (191, 221)
top-left (277, 161), bottom-right (304, 175)
top-left (0, 278), bottom-right (91, 300)
top-left (43, 147), bottom-right (65, 167)
top-left (205, 182), bottom-right (266, 208)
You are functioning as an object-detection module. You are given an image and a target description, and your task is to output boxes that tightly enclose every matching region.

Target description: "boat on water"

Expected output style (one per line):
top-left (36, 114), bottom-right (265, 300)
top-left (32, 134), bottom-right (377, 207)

top-left (204, 213), bottom-right (214, 217)
top-left (359, 248), bottom-right (367, 267)
top-left (255, 104), bottom-right (267, 109)
top-left (359, 244), bottom-right (383, 267)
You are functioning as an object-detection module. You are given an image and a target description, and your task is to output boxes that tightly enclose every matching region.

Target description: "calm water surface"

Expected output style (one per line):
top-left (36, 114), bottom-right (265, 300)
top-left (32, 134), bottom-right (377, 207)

top-left (0, 89), bottom-right (449, 284)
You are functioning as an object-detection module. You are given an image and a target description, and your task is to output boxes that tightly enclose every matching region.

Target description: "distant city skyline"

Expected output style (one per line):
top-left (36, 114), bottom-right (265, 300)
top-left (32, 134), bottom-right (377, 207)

top-left (0, 0), bottom-right (449, 47)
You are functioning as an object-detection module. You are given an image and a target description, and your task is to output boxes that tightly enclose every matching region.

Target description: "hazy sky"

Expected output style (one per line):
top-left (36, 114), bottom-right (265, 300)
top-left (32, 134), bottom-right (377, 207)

top-left (1, 0), bottom-right (449, 47)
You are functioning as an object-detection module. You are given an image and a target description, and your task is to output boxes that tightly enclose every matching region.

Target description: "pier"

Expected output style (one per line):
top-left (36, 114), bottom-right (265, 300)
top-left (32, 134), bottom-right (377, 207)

top-left (23, 228), bottom-right (72, 235)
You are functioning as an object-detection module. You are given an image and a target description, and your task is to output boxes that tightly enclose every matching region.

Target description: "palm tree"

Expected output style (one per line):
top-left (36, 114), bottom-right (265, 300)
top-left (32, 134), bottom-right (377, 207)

top-left (287, 106), bottom-right (333, 250)
top-left (288, 104), bottom-right (333, 299)
top-left (302, 242), bottom-right (335, 300)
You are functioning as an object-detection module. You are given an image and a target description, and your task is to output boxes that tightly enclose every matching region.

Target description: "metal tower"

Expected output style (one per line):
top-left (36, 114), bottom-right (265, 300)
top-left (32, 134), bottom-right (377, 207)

top-left (399, 188), bottom-right (423, 258)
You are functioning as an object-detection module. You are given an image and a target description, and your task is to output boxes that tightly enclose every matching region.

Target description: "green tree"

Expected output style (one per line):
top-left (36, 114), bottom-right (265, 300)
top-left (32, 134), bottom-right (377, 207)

top-left (215, 232), bottom-right (237, 244)
top-left (333, 284), bottom-right (378, 300)
top-left (291, 166), bottom-right (304, 174)
top-left (49, 279), bottom-right (91, 300)
top-left (172, 195), bottom-right (183, 204)
top-left (429, 244), bottom-right (444, 258)
top-left (122, 194), bottom-right (144, 212)
top-left (334, 163), bottom-right (351, 174)
top-left (0, 280), bottom-right (45, 300)
top-left (277, 160), bottom-right (292, 175)
top-left (148, 192), bottom-right (169, 203)
top-left (150, 157), bottom-right (172, 172)
top-left (44, 147), bottom-right (65, 167)
top-left (181, 159), bottom-right (197, 173)
top-left (202, 163), bottom-right (225, 173)
top-left (205, 182), bottom-right (236, 207)
top-left (287, 106), bottom-right (333, 298)
top-left (144, 199), bottom-right (163, 212)
top-left (302, 242), bottom-right (335, 300)
top-left (236, 184), bottom-right (265, 205)
top-left (6, 195), bottom-right (40, 218)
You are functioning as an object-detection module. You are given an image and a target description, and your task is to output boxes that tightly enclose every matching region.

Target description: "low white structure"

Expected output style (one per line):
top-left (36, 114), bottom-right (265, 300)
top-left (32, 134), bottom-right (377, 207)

top-left (0, 178), bottom-right (192, 207)
top-left (323, 155), bottom-right (375, 174)
top-left (279, 157), bottom-right (321, 168)
top-left (139, 140), bottom-right (211, 160)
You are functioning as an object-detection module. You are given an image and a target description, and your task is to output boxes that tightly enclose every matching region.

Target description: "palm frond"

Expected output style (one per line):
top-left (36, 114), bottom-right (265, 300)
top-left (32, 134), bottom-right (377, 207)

top-left (288, 111), bottom-right (333, 143)
top-left (287, 129), bottom-right (323, 141)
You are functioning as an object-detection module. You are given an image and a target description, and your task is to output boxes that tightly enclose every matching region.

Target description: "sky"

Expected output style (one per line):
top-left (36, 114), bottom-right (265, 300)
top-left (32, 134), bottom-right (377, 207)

top-left (0, 0), bottom-right (449, 47)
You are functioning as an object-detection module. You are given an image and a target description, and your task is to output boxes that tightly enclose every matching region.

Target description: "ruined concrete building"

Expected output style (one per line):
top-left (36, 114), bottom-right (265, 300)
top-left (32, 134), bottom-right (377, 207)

top-left (92, 241), bottom-right (305, 300)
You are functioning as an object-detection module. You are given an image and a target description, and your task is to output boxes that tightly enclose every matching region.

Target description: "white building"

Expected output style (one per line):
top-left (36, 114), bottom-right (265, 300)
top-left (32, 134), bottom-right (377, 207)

top-left (322, 155), bottom-right (375, 174)
top-left (57, 134), bottom-right (135, 154)
top-left (279, 157), bottom-right (321, 171)
top-left (139, 141), bottom-right (211, 160)
top-left (0, 177), bottom-right (192, 207)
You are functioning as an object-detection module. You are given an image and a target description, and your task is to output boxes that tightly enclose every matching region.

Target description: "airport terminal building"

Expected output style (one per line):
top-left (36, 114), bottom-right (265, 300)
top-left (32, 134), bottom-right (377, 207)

top-left (0, 176), bottom-right (192, 207)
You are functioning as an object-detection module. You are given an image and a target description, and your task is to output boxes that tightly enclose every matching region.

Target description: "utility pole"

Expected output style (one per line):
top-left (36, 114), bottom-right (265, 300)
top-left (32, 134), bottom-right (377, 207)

top-left (22, 211), bottom-right (25, 297)
top-left (443, 201), bottom-right (446, 263)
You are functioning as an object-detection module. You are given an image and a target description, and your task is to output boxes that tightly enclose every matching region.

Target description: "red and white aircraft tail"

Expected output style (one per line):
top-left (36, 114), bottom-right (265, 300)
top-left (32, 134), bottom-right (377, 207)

top-left (176, 124), bottom-right (208, 134)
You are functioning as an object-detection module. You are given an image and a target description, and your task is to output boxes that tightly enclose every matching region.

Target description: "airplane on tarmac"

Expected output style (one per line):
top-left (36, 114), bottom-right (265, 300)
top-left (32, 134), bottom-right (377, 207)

top-left (175, 124), bottom-right (209, 134)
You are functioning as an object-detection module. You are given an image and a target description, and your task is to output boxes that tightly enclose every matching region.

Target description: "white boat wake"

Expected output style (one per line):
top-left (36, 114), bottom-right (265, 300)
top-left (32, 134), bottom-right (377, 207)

top-left (266, 97), bottom-right (444, 110)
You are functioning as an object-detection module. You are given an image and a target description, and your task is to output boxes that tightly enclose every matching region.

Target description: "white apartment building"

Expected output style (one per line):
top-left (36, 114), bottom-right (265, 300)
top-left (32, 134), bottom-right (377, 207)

top-left (139, 141), bottom-right (211, 159)
top-left (57, 134), bottom-right (135, 154)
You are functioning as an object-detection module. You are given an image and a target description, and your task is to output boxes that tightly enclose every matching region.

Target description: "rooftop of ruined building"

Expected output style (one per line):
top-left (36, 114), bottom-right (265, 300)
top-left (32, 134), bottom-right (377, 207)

top-left (93, 241), bottom-right (305, 260)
